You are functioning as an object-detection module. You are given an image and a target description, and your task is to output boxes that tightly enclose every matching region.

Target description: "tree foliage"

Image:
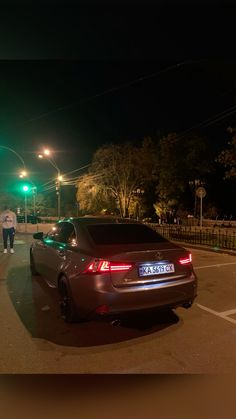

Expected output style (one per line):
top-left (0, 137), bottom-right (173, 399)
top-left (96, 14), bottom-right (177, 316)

top-left (76, 133), bottom-right (214, 219)
top-left (217, 127), bottom-right (236, 177)
top-left (76, 172), bottom-right (117, 214)
top-left (76, 139), bottom-right (157, 217)
top-left (156, 132), bottom-right (212, 208)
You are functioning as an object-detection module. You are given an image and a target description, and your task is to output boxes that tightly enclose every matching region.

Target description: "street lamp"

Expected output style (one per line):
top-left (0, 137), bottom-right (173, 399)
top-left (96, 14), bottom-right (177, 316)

top-left (38, 148), bottom-right (62, 219)
top-left (19, 170), bottom-right (27, 178)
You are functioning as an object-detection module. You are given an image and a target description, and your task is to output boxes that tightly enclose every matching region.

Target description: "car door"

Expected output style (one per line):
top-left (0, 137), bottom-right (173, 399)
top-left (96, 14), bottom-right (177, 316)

top-left (42, 222), bottom-right (77, 287)
top-left (36, 224), bottom-right (63, 283)
top-left (33, 224), bottom-right (59, 275)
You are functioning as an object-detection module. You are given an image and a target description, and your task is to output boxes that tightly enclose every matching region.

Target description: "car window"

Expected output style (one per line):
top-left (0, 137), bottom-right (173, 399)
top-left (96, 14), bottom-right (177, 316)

top-left (86, 223), bottom-right (167, 245)
top-left (56, 222), bottom-right (77, 244)
top-left (46, 225), bottom-right (62, 241)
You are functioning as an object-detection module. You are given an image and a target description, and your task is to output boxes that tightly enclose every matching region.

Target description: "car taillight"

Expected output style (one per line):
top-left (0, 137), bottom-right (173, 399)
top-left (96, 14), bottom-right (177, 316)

top-left (84, 259), bottom-right (133, 273)
top-left (179, 253), bottom-right (192, 265)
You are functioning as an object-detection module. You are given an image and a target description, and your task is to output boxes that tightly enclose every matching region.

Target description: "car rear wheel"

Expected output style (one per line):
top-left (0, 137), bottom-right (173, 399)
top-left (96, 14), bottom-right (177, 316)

top-left (58, 276), bottom-right (78, 323)
top-left (30, 251), bottom-right (39, 276)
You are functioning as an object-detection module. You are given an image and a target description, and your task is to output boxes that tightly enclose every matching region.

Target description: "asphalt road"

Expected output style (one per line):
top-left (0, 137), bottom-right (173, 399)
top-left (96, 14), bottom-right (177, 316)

top-left (1, 233), bottom-right (236, 373)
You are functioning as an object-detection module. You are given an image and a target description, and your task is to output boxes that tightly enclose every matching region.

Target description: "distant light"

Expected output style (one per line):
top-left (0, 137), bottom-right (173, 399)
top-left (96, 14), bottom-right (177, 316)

top-left (19, 170), bottom-right (27, 178)
top-left (38, 154), bottom-right (43, 159)
top-left (44, 149), bottom-right (50, 156)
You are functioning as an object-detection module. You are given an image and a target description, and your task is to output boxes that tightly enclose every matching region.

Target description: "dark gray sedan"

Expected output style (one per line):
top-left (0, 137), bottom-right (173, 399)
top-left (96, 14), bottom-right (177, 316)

top-left (30, 217), bottom-right (197, 322)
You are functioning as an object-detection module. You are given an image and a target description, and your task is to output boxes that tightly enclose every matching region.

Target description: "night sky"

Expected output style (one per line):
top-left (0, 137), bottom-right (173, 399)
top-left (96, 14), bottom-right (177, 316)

top-left (1, 1), bottom-right (236, 195)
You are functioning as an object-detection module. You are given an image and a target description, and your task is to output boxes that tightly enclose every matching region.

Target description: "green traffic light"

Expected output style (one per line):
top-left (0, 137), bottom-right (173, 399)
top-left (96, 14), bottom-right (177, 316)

top-left (23, 185), bottom-right (29, 192)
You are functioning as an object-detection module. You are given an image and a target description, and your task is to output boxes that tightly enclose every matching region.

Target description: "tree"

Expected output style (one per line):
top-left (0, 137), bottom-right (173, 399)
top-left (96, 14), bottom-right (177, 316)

top-left (0, 192), bottom-right (19, 212)
top-left (76, 172), bottom-right (117, 214)
top-left (217, 127), bottom-right (236, 177)
top-left (156, 132), bottom-right (212, 213)
top-left (34, 193), bottom-right (56, 216)
top-left (76, 139), bottom-right (157, 217)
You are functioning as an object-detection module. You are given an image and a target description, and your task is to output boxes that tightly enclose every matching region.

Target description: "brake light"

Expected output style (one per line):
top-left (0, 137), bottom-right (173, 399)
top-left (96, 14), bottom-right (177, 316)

top-left (179, 253), bottom-right (192, 265)
top-left (84, 259), bottom-right (133, 273)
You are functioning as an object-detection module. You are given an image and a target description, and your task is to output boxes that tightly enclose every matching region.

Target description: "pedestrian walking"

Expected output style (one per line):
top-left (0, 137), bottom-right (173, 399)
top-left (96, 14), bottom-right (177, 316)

top-left (0, 206), bottom-right (17, 254)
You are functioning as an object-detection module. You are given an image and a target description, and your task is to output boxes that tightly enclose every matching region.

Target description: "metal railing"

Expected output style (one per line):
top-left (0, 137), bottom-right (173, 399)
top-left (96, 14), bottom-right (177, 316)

top-left (148, 224), bottom-right (236, 251)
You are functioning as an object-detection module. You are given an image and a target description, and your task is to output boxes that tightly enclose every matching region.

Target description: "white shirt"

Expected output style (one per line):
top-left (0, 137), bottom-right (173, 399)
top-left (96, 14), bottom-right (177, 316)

top-left (0, 210), bottom-right (17, 229)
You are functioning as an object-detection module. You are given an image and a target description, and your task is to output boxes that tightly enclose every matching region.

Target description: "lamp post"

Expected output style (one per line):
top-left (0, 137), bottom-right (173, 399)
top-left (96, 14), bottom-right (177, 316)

top-left (0, 145), bottom-right (26, 170)
top-left (38, 149), bottom-right (62, 219)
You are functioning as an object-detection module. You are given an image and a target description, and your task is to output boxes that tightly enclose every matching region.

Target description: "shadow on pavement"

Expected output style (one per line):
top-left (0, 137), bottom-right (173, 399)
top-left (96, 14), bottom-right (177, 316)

top-left (7, 266), bottom-right (181, 348)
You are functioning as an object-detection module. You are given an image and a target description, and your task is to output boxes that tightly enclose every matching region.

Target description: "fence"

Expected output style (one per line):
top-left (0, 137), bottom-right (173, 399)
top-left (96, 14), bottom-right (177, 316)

top-left (148, 224), bottom-right (236, 251)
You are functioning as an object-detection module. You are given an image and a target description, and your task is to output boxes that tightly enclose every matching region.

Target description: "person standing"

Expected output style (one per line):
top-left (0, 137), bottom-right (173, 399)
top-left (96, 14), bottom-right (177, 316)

top-left (0, 206), bottom-right (17, 254)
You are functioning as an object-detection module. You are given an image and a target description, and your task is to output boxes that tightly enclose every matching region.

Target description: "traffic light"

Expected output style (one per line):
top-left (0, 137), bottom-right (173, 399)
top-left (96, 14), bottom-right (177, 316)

top-left (22, 185), bottom-right (29, 192)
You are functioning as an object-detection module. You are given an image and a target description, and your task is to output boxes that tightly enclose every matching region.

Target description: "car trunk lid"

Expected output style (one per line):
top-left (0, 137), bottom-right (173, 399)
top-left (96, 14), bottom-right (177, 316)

top-left (105, 245), bottom-right (193, 287)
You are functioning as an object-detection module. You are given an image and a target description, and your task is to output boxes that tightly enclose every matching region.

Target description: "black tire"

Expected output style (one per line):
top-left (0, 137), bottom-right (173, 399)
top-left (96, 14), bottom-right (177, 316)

top-left (58, 276), bottom-right (78, 323)
top-left (30, 251), bottom-right (39, 276)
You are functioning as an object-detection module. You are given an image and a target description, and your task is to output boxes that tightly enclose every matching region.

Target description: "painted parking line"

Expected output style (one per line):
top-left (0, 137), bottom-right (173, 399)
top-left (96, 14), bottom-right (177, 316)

top-left (194, 262), bottom-right (236, 270)
top-left (197, 304), bottom-right (236, 325)
top-left (220, 308), bottom-right (236, 316)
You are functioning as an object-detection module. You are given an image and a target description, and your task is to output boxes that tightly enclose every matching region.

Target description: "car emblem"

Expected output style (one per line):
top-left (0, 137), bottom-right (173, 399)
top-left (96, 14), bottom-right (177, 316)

top-left (155, 252), bottom-right (163, 261)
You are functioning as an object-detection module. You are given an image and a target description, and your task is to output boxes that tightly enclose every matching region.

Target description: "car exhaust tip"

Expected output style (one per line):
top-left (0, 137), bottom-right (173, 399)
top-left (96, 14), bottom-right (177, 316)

top-left (110, 319), bottom-right (121, 327)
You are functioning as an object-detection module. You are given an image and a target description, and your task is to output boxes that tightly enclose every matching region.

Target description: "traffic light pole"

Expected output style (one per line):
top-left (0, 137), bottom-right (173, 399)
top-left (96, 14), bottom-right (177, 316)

top-left (56, 177), bottom-right (61, 220)
top-left (24, 192), bottom-right (27, 232)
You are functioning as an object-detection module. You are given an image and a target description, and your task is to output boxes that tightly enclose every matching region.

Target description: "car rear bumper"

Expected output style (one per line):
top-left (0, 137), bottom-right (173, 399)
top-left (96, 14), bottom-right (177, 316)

top-left (70, 273), bottom-right (198, 317)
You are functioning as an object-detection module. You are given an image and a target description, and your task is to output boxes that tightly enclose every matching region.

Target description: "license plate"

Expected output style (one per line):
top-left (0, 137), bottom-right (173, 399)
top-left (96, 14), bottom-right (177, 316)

top-left (138, 262), bottom-right (175, 277)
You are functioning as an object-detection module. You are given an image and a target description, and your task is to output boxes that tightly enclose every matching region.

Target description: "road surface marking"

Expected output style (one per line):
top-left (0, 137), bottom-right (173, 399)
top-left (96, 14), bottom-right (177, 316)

top-left (194, 262), bottom-right (236, 270)
top-left (197, 304), bottom-right (236, 324)
top-left (220, 308), bottom-right (236, 316)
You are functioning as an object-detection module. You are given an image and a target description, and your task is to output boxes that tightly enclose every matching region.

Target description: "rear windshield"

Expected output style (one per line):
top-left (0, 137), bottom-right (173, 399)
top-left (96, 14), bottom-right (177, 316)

top-left (86, 223), bottom-right (167, 245)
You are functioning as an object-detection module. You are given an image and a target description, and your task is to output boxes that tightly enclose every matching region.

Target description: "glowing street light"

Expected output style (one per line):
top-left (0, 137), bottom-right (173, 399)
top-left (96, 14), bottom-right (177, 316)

top-left (19, 170), bottom-right (28, 178)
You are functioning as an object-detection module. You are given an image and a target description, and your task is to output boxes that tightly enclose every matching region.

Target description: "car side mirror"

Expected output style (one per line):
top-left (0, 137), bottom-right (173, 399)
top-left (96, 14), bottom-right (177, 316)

top-left (33, 232), bottom-right (44, 240)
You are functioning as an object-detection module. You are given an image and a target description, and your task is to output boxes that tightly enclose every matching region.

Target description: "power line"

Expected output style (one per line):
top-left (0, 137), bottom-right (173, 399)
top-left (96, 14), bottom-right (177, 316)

top-left (175, 103), bottom-right (236, 141)
top-left (36, 166), bottom-right (91, 195)
top-left (62, 164), bottom-right (91, 177)
top-left (16, 58), bottom-right (236, 145)
top-left (16, 60), bottom-right (203, 127)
